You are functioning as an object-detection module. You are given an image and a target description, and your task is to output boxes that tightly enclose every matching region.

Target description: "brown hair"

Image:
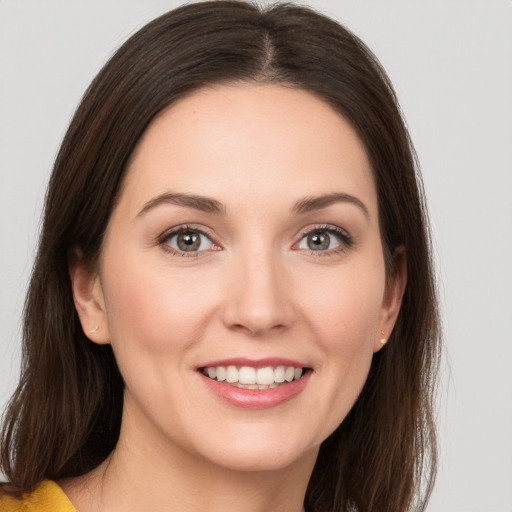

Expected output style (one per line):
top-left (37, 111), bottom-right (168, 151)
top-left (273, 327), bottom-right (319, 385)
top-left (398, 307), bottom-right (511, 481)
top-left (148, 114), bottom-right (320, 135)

top-left (1, 2), bottom-right (441, 511)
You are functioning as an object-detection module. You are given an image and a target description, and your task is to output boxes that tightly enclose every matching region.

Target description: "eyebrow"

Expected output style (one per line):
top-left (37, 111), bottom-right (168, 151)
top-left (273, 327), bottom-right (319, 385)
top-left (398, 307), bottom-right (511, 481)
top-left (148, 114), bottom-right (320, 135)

top-left (292, 192), bottom-right (369, 220)
top-left (137, 191), bottom-right (369, 219)
top-left (137, 192), bottom-right (226, 217)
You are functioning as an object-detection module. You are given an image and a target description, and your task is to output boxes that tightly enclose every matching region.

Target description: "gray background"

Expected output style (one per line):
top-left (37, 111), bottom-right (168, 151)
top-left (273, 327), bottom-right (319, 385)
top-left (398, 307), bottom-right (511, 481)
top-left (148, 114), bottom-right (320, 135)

top-left (1, 1), bottom-right (511, 510)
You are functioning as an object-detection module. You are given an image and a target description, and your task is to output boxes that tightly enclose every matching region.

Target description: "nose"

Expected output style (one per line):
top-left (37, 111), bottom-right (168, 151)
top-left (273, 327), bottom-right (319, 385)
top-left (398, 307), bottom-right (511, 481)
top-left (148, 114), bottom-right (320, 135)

top-left (221, 247), bottom-right (295, 336)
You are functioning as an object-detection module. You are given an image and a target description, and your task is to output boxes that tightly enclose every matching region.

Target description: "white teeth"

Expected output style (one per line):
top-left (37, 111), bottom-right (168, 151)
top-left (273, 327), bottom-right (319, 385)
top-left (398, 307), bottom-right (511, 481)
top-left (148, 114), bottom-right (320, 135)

top-left (256, 367), bottom-right (274, 385)
top-left (226, 365), bottom-right (238, 383)
top-left (239, 366), bottom-right (256, 385)
top-left (284, 366), bottom-right (295, 382)
top-left (274, 365), bottom-right (285, 383)
top-left (235, 383), bottom-right (259, 390)
top-left (203, 364), bottom-right (306, 387)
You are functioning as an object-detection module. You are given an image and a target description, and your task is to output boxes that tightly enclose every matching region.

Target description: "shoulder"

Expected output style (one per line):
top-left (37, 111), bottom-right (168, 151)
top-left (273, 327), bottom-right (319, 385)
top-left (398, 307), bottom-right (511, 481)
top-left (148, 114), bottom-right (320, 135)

top-left (0, 480), bottom-right (76, 512)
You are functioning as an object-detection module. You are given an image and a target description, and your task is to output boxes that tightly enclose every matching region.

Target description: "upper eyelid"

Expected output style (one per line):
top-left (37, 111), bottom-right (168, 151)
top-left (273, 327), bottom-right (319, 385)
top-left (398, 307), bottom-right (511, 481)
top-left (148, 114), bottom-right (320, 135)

top-left (298, 224), bottom-right (350, 237)
top-left (158, 226), bottom-right (219, 257)
top-left (294, 225), bottom-right (355, 259)
top-left (157, 223), bottom-right (352, 251)
top-left (158, 224), bottom-right (217, 243)
top-left (296, 224), bottom-right (353, 246)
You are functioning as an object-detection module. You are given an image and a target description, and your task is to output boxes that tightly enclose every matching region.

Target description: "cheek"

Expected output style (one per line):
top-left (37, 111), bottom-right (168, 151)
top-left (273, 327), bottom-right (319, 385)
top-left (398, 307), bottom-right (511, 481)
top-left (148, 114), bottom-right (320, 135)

top-left (99, 254), bottom-right (221, 422)
top-left (316, 300), bottom-right (378, 384)
top-left (298, 258), bottom-right (385, 396)
top-left (298, 267), bottom-right (384, 435)
top-left (102, 253), bottom-right (219, 356)
top-left (304, 261), bottom-right (384, 344)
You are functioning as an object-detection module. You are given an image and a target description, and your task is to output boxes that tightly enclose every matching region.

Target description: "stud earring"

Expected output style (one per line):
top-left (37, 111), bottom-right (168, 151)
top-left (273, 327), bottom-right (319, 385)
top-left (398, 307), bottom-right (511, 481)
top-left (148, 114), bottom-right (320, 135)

top-left (89, 326), bottom-right (99, 334)
top-left (380, 330), bottom-right (386, 345)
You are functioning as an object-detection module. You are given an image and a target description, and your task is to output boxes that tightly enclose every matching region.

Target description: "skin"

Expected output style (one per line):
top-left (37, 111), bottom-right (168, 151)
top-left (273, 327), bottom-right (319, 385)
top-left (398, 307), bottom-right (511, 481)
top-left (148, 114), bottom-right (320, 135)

top-left (65, 83), bottom-right (406, 512)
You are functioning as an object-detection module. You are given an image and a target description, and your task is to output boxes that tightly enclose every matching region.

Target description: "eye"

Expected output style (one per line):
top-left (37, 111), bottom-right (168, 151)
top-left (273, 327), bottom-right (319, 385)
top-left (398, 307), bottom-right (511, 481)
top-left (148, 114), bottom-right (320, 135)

top-left (297, 227), bottom-right (351, 253)
top-left (163, 228), bottom-right (214, 253)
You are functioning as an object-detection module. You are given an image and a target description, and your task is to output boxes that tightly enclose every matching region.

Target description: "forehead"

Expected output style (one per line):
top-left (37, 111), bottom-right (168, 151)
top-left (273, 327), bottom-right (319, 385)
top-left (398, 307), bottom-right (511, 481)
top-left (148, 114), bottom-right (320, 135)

top-left (122, 83), bottom-right (377, 216)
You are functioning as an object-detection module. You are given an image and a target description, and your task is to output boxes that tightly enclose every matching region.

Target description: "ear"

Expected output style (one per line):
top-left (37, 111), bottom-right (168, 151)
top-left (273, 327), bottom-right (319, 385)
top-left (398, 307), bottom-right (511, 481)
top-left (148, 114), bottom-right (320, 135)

top-left (374, 245), bottom-right (407, 352)
top-left (69, 249), bottom-right (111, 345)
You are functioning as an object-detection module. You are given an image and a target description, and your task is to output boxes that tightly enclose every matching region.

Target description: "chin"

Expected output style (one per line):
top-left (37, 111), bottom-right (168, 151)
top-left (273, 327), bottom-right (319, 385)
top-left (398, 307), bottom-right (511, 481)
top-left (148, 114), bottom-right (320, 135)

top-left (191, 428), bottom-right (321, 474)
top-left (207, 449), bottom-right (314, 474)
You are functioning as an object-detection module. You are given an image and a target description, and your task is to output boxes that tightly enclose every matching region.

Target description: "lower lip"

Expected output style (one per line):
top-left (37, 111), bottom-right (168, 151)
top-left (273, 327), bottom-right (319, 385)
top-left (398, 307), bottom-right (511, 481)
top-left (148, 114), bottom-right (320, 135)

top-left (200, 372), bottom-right (311, 410)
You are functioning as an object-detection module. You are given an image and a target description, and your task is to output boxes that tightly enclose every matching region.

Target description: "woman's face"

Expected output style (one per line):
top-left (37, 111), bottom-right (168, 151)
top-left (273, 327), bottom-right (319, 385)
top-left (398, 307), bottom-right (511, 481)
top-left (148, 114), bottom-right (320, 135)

top-left (74, 83), bottom-right (404, 473)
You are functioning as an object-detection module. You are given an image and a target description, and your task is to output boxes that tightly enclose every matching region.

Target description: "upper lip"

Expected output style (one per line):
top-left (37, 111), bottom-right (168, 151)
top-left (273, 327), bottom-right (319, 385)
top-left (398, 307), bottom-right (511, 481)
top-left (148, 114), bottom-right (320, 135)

top-left (197, 357), bottom-right (309, 370)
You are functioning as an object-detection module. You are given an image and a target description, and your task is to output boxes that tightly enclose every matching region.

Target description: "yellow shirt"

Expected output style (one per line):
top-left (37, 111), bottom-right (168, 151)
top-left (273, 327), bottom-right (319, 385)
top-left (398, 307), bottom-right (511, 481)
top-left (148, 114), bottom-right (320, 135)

top-left (0, 480), bottom-right (76, 512)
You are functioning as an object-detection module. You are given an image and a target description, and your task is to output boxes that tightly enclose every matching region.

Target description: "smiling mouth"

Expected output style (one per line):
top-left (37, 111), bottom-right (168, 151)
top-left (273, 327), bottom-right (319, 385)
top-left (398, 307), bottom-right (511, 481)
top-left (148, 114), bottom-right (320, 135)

top-left (200, 365), bottom-right (309, 390)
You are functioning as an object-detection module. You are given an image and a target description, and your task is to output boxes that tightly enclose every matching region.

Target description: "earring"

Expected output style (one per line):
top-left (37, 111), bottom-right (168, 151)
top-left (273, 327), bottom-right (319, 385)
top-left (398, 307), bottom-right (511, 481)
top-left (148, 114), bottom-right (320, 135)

top-left (380, 330), bottom-right (386, 345)
top-left (89, 326), bottom-right (99, 334)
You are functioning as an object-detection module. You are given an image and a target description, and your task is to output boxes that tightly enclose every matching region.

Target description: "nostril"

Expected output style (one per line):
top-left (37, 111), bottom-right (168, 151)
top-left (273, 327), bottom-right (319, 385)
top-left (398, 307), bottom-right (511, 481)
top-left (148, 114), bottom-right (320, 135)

top-left (220, 271), bottom-right (295, 336)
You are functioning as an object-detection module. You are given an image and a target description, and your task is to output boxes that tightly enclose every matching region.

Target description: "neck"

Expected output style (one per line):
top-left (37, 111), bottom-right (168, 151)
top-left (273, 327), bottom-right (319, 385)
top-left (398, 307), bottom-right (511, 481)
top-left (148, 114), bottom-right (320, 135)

top-left (61, 412), bottom-right (317, 512)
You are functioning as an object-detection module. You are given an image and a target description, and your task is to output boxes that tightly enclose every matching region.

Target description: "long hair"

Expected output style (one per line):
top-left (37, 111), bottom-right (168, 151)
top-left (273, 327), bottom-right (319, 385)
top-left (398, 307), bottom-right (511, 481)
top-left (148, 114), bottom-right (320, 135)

top-left (1, 2), bottom-right (441, 511)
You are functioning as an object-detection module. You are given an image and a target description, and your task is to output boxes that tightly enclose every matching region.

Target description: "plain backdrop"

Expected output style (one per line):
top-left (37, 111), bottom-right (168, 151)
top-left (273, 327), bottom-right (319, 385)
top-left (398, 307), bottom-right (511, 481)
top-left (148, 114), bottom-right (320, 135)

top-left (1, 1), bottom-right (511, 511)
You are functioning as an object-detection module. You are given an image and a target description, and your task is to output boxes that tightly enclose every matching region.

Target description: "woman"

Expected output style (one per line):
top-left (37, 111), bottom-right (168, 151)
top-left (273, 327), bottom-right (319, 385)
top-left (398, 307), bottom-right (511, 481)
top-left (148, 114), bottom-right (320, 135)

top-left (0, 1), bottom-right (440, 511)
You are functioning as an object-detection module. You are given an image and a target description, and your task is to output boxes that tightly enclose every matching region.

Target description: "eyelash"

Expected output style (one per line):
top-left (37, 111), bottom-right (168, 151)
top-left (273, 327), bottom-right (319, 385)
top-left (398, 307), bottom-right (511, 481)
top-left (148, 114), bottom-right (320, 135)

top-left (157, 224), bottom-right (354, 258)
top-left (297, 225), bottom-right (354, 258)
top-left (158, 225), bottom-right (217, 258)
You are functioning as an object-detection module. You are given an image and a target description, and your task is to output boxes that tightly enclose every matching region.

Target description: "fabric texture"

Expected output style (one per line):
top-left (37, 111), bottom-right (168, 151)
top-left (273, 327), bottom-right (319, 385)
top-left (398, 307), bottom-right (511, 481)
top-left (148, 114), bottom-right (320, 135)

top-left (0, 480), bottom-right (76, 512)
top-left (0, 479), bottom-right (312, 511)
